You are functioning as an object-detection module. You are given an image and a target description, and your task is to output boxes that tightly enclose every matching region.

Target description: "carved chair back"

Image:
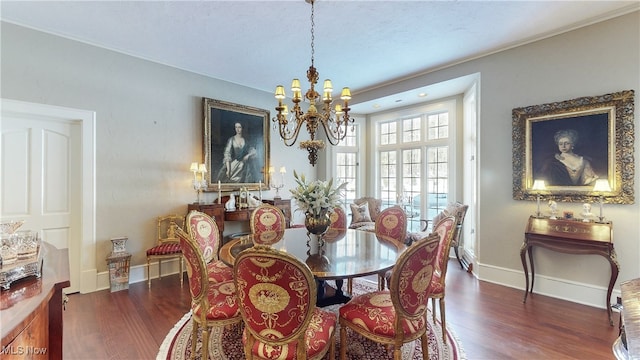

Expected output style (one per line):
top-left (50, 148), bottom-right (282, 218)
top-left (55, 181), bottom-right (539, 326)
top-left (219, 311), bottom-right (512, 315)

top-left (250, 204), bottom-right (286, 233)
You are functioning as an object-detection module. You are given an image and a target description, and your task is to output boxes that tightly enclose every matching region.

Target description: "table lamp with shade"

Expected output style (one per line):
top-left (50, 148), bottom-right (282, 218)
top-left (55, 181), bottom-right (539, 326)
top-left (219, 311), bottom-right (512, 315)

top-left (593, 179), bottom-right (612, 223)
top-left (190, 162), bottom-right (207, 203)
top-left (531, 179), bottom-right (547, 218)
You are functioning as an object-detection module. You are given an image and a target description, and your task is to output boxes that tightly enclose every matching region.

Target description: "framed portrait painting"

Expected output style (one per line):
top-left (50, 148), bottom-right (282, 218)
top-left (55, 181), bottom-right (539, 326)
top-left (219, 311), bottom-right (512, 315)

top-left (512, 90), bottom-right (634, 204)
top-left (203, 98), bottom-right (270, 191)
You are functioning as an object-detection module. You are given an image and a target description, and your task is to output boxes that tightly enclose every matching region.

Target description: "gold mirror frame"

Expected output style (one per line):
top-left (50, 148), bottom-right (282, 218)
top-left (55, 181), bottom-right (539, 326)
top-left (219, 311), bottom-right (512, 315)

top-left (203, 98), bottom-right (271, 191)
top-left (512, 90), bottom-right (634, 204)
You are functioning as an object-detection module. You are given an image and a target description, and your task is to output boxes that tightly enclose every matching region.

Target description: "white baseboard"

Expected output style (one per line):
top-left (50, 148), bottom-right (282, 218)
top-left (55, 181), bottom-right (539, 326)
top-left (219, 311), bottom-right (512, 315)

top-left (95, 258), bottom-right (183, 291)
top-left (85, 255), bottom-right (621, 311)
top-left (79, 268), bottom-right (98, 294)
top-left (476, 262), bottom-right (621, 310)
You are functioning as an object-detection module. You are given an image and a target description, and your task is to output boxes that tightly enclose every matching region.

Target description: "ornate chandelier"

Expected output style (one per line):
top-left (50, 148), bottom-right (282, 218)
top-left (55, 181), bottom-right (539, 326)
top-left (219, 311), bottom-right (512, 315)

top-left (272, 0), bottom-right (354, 166)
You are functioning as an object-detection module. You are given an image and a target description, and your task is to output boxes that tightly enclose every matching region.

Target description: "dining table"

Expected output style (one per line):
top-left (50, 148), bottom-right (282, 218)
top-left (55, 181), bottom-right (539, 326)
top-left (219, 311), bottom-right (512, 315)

top-left (219, 227), bottom-right (406, 306)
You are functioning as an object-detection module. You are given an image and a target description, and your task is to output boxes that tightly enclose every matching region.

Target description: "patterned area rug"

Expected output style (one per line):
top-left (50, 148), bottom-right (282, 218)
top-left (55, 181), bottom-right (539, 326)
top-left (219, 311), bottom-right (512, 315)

top-left (157, 279), bottom-right (466, 360)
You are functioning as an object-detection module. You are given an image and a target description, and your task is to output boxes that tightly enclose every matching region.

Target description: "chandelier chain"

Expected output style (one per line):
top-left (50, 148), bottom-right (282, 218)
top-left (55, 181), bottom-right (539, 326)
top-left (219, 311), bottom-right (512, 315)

top-left (310, 0), bottom-right (315, 66)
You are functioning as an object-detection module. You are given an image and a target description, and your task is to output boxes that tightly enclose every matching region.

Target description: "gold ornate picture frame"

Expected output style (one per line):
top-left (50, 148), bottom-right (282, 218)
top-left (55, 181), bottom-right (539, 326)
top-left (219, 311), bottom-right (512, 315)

top-left (203, 98), bottom-right (270, 191)
top-left (512, 90), bottom-right (634, 204)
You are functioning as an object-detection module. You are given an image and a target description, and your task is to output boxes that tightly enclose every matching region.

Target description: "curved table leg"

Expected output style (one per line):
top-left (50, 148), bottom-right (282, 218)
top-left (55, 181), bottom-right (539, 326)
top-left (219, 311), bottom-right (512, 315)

top-left (528, 246), bottom-right (535, 295)
top-left (605, 249), bottom-right (620, 326)
top-left (520, 242), bottom-right (530, 303)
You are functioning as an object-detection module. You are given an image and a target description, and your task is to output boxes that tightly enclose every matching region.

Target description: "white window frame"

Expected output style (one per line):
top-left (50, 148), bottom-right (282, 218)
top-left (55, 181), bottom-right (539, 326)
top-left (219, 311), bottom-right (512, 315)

top-left (371, 99), bottom-right (458, 231)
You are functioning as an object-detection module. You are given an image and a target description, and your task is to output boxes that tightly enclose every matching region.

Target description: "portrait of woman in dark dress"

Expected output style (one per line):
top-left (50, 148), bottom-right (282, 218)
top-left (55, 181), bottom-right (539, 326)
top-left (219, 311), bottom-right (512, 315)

top-left (216, 122), bottom-right (259, 183)
top-left (540, 129), bottom-right (598, 186)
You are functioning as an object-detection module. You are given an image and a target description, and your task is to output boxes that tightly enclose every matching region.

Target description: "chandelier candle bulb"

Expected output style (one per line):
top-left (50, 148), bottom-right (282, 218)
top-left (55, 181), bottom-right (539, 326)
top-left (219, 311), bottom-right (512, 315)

top-left (341, 87), bottom-right (352, 100)
top-left (291, 79), bottom-right (301, 92)
top-left (323, 79), bottom-right (333, 91)
top-left (275, 86), bottom-right (286, 99)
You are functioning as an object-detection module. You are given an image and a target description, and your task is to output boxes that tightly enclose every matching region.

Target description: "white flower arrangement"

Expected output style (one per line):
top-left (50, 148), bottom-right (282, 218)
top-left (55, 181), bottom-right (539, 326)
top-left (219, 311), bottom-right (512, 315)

top-left (290, 170), bottom-right (347, 216)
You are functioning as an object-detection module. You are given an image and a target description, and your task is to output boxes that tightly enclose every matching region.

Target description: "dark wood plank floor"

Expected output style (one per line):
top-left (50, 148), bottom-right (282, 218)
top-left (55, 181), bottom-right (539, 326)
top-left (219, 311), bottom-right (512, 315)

top-left (63, 261), bottom-right (620, 359)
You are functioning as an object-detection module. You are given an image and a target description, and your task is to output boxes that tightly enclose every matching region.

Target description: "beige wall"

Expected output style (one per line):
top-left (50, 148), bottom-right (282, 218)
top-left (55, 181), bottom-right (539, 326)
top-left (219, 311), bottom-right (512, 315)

top-left (2, 10), bottom-right (639, 305)
top-left (0, 22), bottom-right (316, 277)
top-left (357, 11), bottom-right (640, 305)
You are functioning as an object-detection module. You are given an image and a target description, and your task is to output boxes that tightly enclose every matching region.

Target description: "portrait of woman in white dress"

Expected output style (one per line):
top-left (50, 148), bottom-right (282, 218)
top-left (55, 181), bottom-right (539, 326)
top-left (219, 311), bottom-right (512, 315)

top-left (539, 129), bottom-right (598, 186)
top-left (216, 122), bottom-right (259, 183)
top-left (531, 113), bottom-right (608, 188)
top-left (205, 98), bottom-right (269, 188)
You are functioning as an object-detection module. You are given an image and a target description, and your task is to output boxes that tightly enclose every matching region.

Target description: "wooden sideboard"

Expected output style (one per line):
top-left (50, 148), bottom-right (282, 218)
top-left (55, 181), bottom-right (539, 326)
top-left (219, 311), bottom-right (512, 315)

top-left (188, 198), bottom-right (292, 234)
top-left (1, 243), bottom-right (70, 359)
top-left (520, 216), bottom-right (618, 325)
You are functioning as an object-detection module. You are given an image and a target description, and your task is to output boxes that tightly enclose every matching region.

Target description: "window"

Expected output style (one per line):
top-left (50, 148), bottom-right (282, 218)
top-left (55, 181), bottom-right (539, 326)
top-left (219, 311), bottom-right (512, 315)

top-left (374, 100), bottom-right (456, 232)
top-left (335, 124), bottom-right (359, 206)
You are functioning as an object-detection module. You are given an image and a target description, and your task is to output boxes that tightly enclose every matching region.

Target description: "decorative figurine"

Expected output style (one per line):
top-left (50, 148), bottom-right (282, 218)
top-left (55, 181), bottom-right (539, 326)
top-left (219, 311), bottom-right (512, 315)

top-left (225, 193), bottom-right (236, 211)
top-left (581, 203), bottom-right (593, 222)
top-left (548, 200), bottom-right (558, 219)
top-left (247, 193), bottom-right (261, 208)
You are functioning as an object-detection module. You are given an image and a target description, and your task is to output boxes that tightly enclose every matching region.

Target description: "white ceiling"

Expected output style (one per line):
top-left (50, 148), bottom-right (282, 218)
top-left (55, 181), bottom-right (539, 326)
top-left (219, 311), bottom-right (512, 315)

top-left (1, 1), bottom-right (638, 113)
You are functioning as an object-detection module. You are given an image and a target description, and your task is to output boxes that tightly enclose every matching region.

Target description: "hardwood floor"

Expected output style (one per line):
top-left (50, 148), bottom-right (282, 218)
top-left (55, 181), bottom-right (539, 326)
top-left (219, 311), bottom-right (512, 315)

top-left (63, 262), bottom-right (620, 359)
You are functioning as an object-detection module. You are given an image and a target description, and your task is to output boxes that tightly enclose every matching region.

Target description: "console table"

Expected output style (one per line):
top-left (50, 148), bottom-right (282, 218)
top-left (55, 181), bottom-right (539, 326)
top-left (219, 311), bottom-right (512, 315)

top-left (188, 198), bottom-right (292, 236)
top-left (520, 215), bottom-right (618, 325)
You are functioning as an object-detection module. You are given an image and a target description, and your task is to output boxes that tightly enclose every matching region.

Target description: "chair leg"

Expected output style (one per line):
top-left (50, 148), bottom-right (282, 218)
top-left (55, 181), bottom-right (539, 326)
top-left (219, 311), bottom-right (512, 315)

top-left (190, 320), bottom-right (198, 359)
top-left (393, 346), bottom-right (402, 360)
top-left (439, 297), bottom-right (446, 342)
top-left (419, 333), bottom-right (429, 360)
top-left (339, 322), bottom-right (347, 359)
top-left (179, 257), bottom-right (184, 287)
top-left (158, 260), bottom-right (162, 280)
top-left (431, 298), bottom-right (436, 323)
top-left (147, 259), bottom-right (151, 289)
top-left (347, 278), bottom-right (353, 295)
top-left (201, 325), bottom-right (209, 360)
top-left (329, 332), bottom-right (336, 360)
top-left (453, 244), bottom-right (464, 269)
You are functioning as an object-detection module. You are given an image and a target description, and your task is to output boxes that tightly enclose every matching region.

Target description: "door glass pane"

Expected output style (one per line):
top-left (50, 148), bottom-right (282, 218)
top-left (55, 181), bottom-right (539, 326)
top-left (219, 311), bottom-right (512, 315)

top-left (426, 146), bottom-right (449, 224)
top-left (380, 150), bottom-right (397, 207)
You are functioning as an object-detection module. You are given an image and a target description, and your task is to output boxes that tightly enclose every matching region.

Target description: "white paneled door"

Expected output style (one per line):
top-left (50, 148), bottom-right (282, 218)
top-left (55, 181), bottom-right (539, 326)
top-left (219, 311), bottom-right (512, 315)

top-left (1, 100), bottom-right (95, 294)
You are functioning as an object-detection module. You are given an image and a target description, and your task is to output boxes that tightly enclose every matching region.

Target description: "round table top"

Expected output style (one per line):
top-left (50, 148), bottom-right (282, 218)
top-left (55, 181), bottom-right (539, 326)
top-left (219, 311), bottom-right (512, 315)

top-left (219, 227), bottom-right (405, 280)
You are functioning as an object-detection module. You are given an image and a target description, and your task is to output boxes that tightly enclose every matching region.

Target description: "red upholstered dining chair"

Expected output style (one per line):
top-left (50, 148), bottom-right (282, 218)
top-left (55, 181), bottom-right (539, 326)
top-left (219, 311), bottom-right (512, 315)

top-left (323, 206), bottom-right (348, 242)
top-left (146, 214), bottom-right (185, 289)
top-left (428, 215), bottom-right (457, 342)
top-left (411, 202), bottom-right (468, 268)
top-left (374, 205), bottom-right (408, 290)
top-left (233, 245), bottom-right (337, 360)
top-left (250, 204), bottom-right (287, 233)
top-left (185, 210), bottom-right (233, 283)
top-left (175, 227), bottom-right (242, 359)
top-left (329, 206), bottom-right (347, 229)
top-left (338, 232), bottom-right (441, 360)
top-left (253, 229), bottom-right (285, 245)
